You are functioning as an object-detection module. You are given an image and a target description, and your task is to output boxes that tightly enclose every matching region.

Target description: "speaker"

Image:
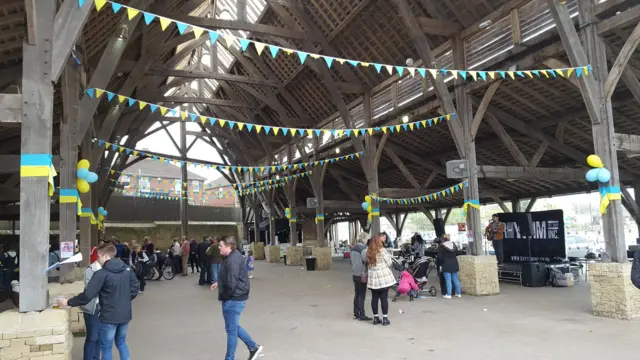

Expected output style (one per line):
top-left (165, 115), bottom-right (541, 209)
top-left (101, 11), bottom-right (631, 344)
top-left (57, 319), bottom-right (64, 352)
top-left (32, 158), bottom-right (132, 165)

top-left (521, 262), bottom-right (547, 287)
top-left (434, 218), bottom-right (445, 237)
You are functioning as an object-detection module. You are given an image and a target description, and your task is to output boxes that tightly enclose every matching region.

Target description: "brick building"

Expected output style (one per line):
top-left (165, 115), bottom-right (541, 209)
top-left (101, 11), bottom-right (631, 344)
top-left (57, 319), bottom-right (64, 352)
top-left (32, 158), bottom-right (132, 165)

top-left (115, 159), bottom-right (238, 208)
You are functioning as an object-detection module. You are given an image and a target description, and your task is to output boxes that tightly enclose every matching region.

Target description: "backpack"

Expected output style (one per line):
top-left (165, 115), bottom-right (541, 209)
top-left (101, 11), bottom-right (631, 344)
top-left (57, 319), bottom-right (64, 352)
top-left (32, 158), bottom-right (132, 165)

top-left (631, 251), bottom-right (640, 289)
top-left (135, 261), bottom-right (145, 277)
top-left (549, 267), bottom-right (571, 287)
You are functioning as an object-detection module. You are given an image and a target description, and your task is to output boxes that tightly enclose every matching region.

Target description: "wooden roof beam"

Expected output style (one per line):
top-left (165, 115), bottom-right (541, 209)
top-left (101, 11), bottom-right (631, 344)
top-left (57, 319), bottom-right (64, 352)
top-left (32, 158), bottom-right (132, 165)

top-left (51, 0), bottom-right (93, 81)
top-left (614, 133), bottom-right (640, 153)
top-left (0, 94), bottom-right (21, 123)
top-left (146, 68), bottom-right (279, 87)
top-left (476, 165), bottom-right (636, 182)
top-left (178, 16), bottom-right (322, 42)
top-left (159, 96), bottom-right (255, 109)
top-left (416, 16), bottom-right (462, 36)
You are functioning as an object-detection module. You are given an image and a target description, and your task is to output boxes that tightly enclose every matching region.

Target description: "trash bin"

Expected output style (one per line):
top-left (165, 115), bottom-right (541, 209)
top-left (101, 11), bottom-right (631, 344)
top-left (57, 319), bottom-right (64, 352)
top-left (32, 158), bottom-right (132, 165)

top-left (306, 256), bottom-right (316, 271)
top-left (283, 255), bottom-right (287, 266)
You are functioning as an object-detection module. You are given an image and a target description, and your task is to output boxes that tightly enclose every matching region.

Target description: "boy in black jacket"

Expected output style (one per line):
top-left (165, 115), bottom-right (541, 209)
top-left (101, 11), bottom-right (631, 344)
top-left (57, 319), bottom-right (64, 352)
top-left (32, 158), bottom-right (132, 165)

top-left (211, 236), bottom-right (263, 360)
top-left (57, 243), bottom-right (138, 360)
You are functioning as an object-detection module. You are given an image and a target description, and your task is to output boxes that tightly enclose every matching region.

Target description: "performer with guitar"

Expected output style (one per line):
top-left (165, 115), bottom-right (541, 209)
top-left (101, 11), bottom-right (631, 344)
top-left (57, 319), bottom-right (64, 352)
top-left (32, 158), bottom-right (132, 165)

top-left (485, 214), bottom-right (505, 265)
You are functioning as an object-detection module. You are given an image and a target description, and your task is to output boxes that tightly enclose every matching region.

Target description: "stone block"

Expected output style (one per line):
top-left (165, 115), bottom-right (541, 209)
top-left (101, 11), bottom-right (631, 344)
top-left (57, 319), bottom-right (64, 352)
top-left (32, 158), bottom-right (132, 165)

top-left (588, 262), bottom-right (640, 319)
top-left (0, 339), bottom-right (10, 347)
top-left (250, 242), bottom-right (265, 260)
top-left (0, 310), bottom-right (21, 331)
top-left (265, 245), bottom-right (281, 263)
top-left (0, 309), bottom-right (72, 360)
top-left (458, 255), bottom-right (500, 296)
top-left (285, 246), bottom-right (303, 266)
top-left (311, 248), bottom-right (332, 270)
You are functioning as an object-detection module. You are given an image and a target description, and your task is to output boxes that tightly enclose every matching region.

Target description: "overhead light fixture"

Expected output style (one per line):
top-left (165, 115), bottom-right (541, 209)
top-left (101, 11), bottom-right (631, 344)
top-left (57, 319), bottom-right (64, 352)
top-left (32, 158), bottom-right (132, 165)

top-left (479, 20), bottom-right (492, 29)
top-left (402, 115), bottom-right (409, 123)
top-left (117, 26), bottom-right (129, 40)
top-left (276, 175), bottom-right (280, 180)
top-left (335, 148), bottom-right (340, 154)
top-left (405, 58), bottom-right (414, 66)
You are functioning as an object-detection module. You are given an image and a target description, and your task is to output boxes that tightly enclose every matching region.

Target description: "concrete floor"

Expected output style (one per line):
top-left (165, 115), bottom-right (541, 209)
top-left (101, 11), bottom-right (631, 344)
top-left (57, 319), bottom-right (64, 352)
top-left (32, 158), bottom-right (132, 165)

top-left (72, 259), bottom-right (640, 360)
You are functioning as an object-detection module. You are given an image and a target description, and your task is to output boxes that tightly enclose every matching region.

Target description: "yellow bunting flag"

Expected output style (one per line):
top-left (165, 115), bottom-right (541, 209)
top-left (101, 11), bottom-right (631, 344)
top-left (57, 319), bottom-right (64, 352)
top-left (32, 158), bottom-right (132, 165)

top-left (273, 127), bottom-right (280, 135)
top-left (224, 36), bottom-right (235, 47)
top-left (96, 89), bottom-right (104, 98)
top-left (307, 129), bottom-right (313, 137)
top-left (160, 107), bottom-right (168, 115)
top-left (450, 70), bottom-right (458, 79)
top-left (367, 128), bottom-right (374, 135)
top-left (192, 27), bottom-right (205, 39)
top-left (524, 71), bottom-right (533, 78)
top-left (127, 8), bottom-right (139, 20)
top-left (381, 127), bottom-right (388, 134)
top-left (218, 119), bottom-right (226, 127)
top-left (238, 123), bottom-right (245, 131)
top-left (94, 0), bottom-right (107, 11)
top-left (583, 66), bottom-right (589, 75)
top-left (117, 95), bottom-right (126, 103)
top-left (199, 116), bottom-right (207, 124)
top-left (507, 71), bottom-right (515, 79)
top-left (255, 125), bottom-right (262, 133)
top-left (138, 101), bottom-right (147, 110)
top-left (557, 69), bottom-right (565, 77)
top-left (255, 42), bottom-right (266, 56)
top-left (159, 17), bottom-right (172, 31)
top-left (567, 68), bottom-right (574, 77)
top-left (488, 71), bottom-right (496, 79)
top-left (429, 69), bottom-right (438, 78)
top-left (469, 71), bottom-right (477, 81)
top-left (180, 111), bottom-right (188, 120)
top-left (541, 70), bottom-right (549, 78)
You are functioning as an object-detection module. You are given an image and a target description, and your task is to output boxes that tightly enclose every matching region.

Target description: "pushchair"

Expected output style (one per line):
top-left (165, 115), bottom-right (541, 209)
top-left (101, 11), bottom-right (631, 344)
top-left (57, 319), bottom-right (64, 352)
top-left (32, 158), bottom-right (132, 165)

top-left (391, 256), bottom-right (437, 298)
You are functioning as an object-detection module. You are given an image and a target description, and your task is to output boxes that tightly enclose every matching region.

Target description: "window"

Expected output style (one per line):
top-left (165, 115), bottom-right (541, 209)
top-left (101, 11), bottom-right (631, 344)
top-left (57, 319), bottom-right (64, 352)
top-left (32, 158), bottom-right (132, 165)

top-left (139, 177), bottom-right (150, 192)
top-left (120, 175), bottom-right (131, 188)
top-left (192, 180), bottom-right (200, 193)
top-left (174, 180), bottom-right (181, 194)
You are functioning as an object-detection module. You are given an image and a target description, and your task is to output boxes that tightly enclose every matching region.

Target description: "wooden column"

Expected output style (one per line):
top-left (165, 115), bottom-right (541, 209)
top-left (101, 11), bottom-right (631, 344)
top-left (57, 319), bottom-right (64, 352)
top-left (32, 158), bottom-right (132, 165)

top-left (512, 199), bottom-right (521, 213)
top-left (548, 0), bottom-right (626, 262)
top-left (309, 167), bottom-right (327, 247)
top-left (180, 120), bottom-right (189, 238)
top-left (634, 184), bottom-right (640, 243)
top-left (268, 190), bottom-right (276, 245)
top-left (19, 0), bottom-right (55, 312)
top-left (284, 184), bottom-right (297, 245)
top-left (453, 36), bottom-right (483, 255)
top-left (253, 198), bottom-right (261, 243)
top-left (79, 135), bottom-right (93, 264)
top-left (363, 92), bottom-right (380, 234)
top-left (59, 59), bottom-right (80, 283)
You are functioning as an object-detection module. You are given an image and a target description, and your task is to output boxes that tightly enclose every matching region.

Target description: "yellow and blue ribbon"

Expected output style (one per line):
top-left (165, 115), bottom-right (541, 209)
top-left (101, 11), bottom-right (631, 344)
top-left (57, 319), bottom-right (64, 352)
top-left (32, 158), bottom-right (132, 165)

top-left (289, 217), bottom-right (296, 223)
top-left (371, 207), bottom-right (380, 217)
top-left (20, 154), bottom-right (56, 196)
top-left (599, 186), bottom-right (621, 215)
top-left (315, 214), bottom-right (324, 224)
top-left (59, 188), bottom-right (79, 204)
top-left (80, 208), bottom-right (92, 218)
top-left (463, 199), bottom-right (480, 217)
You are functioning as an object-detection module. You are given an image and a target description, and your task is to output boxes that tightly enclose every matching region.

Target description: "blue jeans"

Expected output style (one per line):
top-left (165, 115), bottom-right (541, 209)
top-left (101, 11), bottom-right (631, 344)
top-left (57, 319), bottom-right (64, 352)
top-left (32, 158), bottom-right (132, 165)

top-left (83, 312), bottom-right (101, 360)
top-left (443, 272), bottom-right (461, 296)
top-left (212, 263), bottom-right (221, 283)
top-left (222, 300), bottom-right (258, 360)
top-left (99, 322), bottom-right (130, 360)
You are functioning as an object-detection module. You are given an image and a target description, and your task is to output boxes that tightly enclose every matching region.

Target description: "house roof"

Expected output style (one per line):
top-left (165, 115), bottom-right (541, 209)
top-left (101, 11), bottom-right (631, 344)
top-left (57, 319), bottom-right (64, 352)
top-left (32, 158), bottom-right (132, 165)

top-left (123, 159), bottom-right (207, 181)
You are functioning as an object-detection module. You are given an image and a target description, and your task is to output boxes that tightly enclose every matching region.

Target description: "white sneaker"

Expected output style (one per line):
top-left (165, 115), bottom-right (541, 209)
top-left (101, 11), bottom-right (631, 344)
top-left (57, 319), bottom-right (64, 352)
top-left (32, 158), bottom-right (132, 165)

top-left (443, 295), bottom-right (451, 299)
top-left (455, 294), bottom-right (462, 298)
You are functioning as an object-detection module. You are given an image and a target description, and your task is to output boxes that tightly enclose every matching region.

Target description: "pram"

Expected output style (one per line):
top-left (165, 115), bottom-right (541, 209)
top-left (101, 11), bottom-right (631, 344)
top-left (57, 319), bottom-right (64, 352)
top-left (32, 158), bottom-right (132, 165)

top-left (391, 256), bottom-right (437, 299)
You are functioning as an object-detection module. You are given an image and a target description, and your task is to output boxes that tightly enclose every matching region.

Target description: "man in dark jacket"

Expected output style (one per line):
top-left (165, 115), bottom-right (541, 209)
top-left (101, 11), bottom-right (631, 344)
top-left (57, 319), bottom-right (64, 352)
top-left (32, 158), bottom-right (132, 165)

top-left (632, 250), bottom-right (640, 289)
top-left (198, 237), bottom-right (213, 285)
top-left (189, 237), bottom-right (199, 273)
top-left (58, 243), bottom-right (138, 360)
top-left (350, 232), bottom-right (371, 321)
top-left (211, 236), bottom-right (263, 360)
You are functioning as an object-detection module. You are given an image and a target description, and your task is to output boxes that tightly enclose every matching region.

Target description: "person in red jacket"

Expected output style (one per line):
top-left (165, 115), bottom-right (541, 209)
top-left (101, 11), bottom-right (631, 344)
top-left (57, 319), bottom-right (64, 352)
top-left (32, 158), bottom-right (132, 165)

top-left (90, 246), bottom-right (99, 264)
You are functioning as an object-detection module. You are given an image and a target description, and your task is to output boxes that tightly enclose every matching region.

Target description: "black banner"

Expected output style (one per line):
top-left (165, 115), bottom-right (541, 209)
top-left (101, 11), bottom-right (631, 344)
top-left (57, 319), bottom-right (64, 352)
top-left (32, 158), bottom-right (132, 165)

top-left (498, 210), bottom-right (565, 263)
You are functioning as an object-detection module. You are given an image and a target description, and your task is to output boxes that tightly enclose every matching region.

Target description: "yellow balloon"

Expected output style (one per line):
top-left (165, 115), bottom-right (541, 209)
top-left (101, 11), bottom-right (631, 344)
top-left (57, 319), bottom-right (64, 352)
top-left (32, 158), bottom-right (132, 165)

top-left (77, 159), bottom-right (90, 170)
top-left (286, 214), bottom-right (291, 219)
top-left (98, 214), bottom-right (105, 221)
top-left (366, 205), bottom-right (372, 213)
top-left (367, 213), bottom-right (373, 222)
top-left (587, 154), bottom-right (603, 168)
top-left (364, 195), bottom-right (372, 203)
top-left (77, 178), bottom-right (90, 194)
top-left (285, 207), bottom-right (290, 212)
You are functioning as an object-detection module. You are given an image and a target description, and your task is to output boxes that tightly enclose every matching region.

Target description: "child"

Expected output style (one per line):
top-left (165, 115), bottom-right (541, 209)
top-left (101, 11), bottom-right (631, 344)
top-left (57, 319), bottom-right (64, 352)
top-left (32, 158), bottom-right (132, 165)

top-left (247, 251), bottom-right (255, 279)
top-left (392, 270), bottom-right (419, 302)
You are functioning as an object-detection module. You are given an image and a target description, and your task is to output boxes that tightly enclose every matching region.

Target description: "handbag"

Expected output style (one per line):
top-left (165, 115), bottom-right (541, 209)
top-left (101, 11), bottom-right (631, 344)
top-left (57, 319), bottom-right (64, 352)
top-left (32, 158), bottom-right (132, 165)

top-left (360, 271), bottom-right (367, 283)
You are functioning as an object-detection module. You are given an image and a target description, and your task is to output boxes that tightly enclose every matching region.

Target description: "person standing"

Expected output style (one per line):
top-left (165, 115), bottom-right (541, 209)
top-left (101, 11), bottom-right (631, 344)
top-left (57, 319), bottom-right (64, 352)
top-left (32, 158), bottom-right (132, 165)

top-left (132, 245), bottom-right (149, 294)
top-left (198, 237), bottom-right (213, 285)
top-left (364, 234), bottom-right (396, 326)
top-left (350, 232), bottom-right (371, 321)
top-left (189, 237), bottom-right (199, 273)
top-left (80, 258), bottom-right (102, 360)
top-left (207, 237), bottom-right (223, 283)
top-left (57, 243), bottom-right (139, 360)
top-left (180, 238), bottom-right (190, 276)
top-left (485, 214), bottom-right (506, 264)
top-left (210, 236), bottom-right (263, 360)
top-left (121, 242), bottom-right (131, 266)
top-left (437, 234), bottom-right (462, 299)
top-left (171, 238), bottom-right (182, 274)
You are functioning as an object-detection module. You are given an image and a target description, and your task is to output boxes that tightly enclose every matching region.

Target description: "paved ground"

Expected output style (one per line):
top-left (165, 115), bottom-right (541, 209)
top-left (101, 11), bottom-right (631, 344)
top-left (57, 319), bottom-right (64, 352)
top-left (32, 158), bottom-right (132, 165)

top-left (72, 259), bottom-right (640, 359)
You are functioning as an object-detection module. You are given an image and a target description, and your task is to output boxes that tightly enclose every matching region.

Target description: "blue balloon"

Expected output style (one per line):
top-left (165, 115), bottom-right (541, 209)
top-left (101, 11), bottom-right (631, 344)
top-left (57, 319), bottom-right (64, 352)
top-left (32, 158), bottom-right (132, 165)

top-left (86, 172), bottom-right (98, 183)
top-left (103, 210), bottom-right (108, 216)
top-left (585, 168), bottom-right (599, 182)
top-left (597, 168), bottom-right (611, 183)
top-left (361, 201), bottom-right (369, 211)
top-left (77, 168), bottom-right (90, 180)
top-left (98, 207), bottom-right (105, 214)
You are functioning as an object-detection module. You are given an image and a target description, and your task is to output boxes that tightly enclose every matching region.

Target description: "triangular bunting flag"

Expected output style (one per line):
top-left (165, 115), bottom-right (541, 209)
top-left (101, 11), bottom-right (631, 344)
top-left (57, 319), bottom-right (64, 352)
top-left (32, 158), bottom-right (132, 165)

top-left (94, 0), bottom-right (107, 11)
top-left (209, 31), bottom-right (220, 44)
top-left (127, 8), bottom-right (139, 21)
top-left (111, 2), bottom-right (122, 13)
top-left (159, 17), bottom-right (172, 31)
top-left (193, 27), bottom-right (205, 39)
top-left (269, 45), bottom-right (279, 58)
top-left (298, 52), bottom-right (308, 64)
top-left (254, 42), bottom-right (266, 56)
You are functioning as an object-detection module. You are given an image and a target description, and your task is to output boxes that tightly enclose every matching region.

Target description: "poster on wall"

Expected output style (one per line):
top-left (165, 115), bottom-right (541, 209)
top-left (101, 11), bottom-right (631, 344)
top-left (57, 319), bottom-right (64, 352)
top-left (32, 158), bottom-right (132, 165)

top-left (60, 241), bottom-right (74, 259)
top-left (498, 210), bottom-right (565, 263)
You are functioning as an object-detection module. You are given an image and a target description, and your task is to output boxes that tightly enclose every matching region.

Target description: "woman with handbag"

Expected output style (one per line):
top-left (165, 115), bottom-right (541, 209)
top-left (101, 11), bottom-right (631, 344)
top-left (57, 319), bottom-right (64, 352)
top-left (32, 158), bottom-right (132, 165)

top-left (365, 234), bottom-right (396, 326)
top-left (350, 232), bottom-right (371, 321)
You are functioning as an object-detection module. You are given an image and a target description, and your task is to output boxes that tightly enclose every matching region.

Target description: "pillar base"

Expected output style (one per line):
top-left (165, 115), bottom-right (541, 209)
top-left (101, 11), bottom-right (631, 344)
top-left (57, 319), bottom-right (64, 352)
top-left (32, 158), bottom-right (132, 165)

top-left (48, 281), bottom-right (85, 334)
top-left (311, 247), bottom-right (332, 270)
top-left (589, 262), bottom-right (640, 319)
top-left (285, 246), bottom-right (303, 266)
top-left (250, 242), bottom-right (265, 260)
top-left (458, 255), bottom-right (500, 296)
top-left (265, 245), bottom-right (281, 263)
top-left (0, 308), bottom-right (72, 360)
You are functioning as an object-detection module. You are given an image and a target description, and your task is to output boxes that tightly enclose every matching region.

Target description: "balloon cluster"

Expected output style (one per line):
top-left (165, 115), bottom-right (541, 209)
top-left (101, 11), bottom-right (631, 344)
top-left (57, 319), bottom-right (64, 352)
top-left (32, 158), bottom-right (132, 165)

top-left (585, 155), bottom-right (611, 183)
top-left (361, 195), bottom-right (374, 222)
top-left (76, 159), bottom-right (98, 193)
top-left (97, 207), bottom-right (108, 222)
top-left (285, 208), bottom-right (291, 219)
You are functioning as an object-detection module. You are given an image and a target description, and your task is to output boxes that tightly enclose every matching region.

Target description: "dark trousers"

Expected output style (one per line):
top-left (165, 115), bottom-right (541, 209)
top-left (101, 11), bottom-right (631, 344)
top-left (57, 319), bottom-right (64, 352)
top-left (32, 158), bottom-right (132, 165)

top-left (137, 275), bottom-right (146, 292)
top-left (370, 287), bottom-right (389, 316)
top-left (352, 276), bottom-right (367, 318)
top-left (83, 312), bottom-right (101, 360)
top-left (189, 254), bottom-right (199, 272)
top-left (493, 240), bottom-right (504, 264)
top-left (199, 262), bottom-right (212, 285)
top-left (172, 255), bottom-right (182, 274)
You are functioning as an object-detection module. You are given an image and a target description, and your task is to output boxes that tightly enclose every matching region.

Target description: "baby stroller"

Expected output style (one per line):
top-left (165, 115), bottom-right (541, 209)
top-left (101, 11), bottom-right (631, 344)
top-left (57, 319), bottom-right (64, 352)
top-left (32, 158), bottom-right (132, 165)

top-left (391, 256), bottom-right (437, 298)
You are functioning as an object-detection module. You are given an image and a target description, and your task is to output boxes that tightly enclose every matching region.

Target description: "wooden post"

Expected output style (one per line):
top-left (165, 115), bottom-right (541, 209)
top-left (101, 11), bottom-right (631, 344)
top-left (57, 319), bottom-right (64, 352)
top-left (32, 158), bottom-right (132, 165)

top-left (453, 36), bottom-right (483, 255)
top-left (268, 190), bottom-right (276, 245)
top-left (79, 135), bottom-right (93, 265)
top-left (19, 0), bottom-right (55, 312)
top-left (363, 92), bottom-right (380, 234)
top-left (253, 198), bottom-right (261, 243)
top-left (309, 168), bottom-right (327, 247)
top-left (634, 184), bottom-right (640, 243)
top-left (59, 59), bottom-right (80, 284)
top-left (180, 119), bottom-right (189, 238)
top-left (512, 199), bottom-right (521, 213)
top-left (548, 0), bottom-right (627, 262)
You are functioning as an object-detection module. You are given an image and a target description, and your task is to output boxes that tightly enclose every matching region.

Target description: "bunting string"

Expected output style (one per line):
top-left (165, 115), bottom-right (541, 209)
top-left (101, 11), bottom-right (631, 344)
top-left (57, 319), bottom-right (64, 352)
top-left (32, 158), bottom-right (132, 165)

top-left (96, 139), bottom-right (363, 173)
top-left (373, 180), bottom-right (468, 205)
top-left (86, 88), bottom-right (452, 137)
top-left (82, 0), bottom-right (591, 81)
top-left (112, 187), bottom-right (236, 201)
